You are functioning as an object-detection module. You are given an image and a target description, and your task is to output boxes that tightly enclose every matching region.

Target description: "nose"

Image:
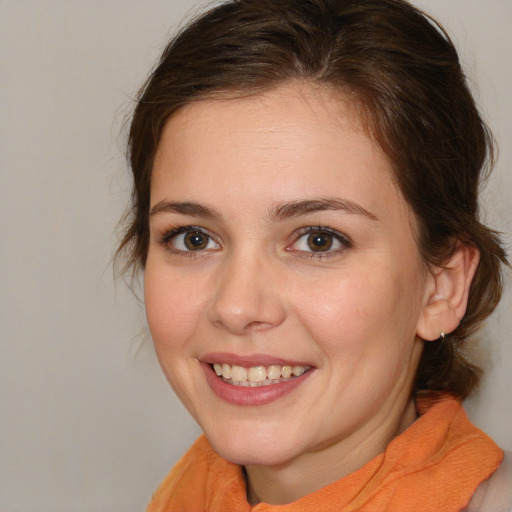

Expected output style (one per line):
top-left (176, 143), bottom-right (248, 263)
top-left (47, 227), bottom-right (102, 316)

top-left (207, 252), bottom-right (287, 335)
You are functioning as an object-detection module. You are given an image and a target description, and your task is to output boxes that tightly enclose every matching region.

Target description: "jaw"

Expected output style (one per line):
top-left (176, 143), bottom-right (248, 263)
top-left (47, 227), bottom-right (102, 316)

top-left (243, 394), bottom-right (419, 506)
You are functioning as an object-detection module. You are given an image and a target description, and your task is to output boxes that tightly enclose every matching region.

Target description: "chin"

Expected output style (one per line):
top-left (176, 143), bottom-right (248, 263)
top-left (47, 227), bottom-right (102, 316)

top-left (215, 442), bottom-right (298, 467)
top-left (203, 421), bottom-right (308, 467)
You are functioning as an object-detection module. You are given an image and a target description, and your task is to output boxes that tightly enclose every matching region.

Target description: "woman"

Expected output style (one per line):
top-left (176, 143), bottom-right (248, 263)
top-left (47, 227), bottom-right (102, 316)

top-left (117, 0), bottom-right (510, 510)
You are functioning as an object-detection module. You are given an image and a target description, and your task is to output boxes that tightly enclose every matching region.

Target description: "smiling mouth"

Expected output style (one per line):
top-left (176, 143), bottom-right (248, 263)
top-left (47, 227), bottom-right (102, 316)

top-left (212, 363), bottom-right (311, 387)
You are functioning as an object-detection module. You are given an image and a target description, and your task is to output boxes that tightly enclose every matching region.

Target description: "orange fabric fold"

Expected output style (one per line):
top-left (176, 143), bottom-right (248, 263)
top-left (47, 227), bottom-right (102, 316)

top-left (146, 397), bottom-right (503, 512)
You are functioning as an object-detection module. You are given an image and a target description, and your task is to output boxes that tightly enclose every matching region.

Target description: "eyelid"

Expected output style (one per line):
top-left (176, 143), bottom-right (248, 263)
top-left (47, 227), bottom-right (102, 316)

top-left (159, 225), bottom-right (221, 253)
top-left (156, 224), bottom-right (350, 258)
top-left (287, 226), bottom-right (352, 256)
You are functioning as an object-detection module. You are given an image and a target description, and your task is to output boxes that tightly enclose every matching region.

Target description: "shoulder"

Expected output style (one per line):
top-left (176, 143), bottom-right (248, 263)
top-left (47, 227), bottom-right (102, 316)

top-left (465, 452), bottom-right (512, 512)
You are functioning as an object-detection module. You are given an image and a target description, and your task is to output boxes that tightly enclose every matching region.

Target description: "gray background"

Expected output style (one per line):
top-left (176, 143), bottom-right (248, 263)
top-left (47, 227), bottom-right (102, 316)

top-left (1, 1), bottom-right (510, 511)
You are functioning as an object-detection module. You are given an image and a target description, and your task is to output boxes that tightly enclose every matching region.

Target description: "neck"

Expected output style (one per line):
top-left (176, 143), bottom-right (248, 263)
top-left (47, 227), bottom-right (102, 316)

top-left (245, 398), bottom-right (417, 506)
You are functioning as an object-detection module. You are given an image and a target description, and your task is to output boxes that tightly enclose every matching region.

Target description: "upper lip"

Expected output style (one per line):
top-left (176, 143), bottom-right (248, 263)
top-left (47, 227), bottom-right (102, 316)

top-left (201, 352), bottom-right (314, 368)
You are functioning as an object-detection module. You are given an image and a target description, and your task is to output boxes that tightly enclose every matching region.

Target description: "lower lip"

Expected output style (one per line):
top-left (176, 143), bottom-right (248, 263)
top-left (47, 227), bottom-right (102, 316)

top-left (202, 363), bottom-right (314, 406)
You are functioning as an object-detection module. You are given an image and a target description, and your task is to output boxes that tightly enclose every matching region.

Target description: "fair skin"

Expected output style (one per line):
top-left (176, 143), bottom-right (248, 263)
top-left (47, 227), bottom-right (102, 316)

top-left (144, 82), bottom-right (478, 505)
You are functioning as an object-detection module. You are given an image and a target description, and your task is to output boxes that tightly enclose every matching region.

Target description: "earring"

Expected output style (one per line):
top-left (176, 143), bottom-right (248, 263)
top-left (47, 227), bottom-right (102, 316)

top-left (439, 332), bottom-right (445, 341)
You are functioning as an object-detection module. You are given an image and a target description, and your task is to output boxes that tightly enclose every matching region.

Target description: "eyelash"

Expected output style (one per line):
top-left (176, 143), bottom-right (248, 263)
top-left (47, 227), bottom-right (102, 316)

top-left (289, 226), bottom-right (352, 260)
top-left (159, 226), bottom-right (220, 256)
top-left (158, 225), bottom-right (352, 259)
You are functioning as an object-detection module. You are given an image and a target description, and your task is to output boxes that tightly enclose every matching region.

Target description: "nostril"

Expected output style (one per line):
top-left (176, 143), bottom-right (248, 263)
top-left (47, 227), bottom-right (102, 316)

top-left (206, 266), bottom-right (287, 334)
top-left (246, 320), bottom-right (271, 331)
top-left (211, 318), bottom-right (271, 332)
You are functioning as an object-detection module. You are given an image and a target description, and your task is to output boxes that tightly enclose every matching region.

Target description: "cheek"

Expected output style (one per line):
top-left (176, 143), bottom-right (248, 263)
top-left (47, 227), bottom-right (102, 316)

top-left (144, 265), bottom-right (203, 352)
top-left (295, 268), bottom-right (420, 362)
top-left (143, 265), bottom-right (209, 408)
top-left (298, 271), bottom-right (380, 328)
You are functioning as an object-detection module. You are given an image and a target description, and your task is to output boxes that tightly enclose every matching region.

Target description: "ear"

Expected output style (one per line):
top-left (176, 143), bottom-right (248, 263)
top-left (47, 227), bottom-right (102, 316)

top-left (416, 243), bottom-right (480, 342)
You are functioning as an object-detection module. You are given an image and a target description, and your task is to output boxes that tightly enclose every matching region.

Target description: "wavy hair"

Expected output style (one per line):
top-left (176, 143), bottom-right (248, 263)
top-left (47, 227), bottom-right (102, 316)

top-left (117, 0), bottom-right (508, 399)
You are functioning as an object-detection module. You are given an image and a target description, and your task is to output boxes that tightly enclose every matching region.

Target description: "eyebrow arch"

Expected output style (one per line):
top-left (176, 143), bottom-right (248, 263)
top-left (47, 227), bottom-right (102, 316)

top-left (149, 200), bottom-right (221, 220)
top-left (270, 198), bottom-right (379, 222)
top-left (149, 197), bottom-right (378, 223)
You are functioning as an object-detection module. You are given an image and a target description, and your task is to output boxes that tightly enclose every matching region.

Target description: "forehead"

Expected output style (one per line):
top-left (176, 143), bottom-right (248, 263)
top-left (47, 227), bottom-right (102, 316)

top-left (151, 81), bottom-right (403, 216)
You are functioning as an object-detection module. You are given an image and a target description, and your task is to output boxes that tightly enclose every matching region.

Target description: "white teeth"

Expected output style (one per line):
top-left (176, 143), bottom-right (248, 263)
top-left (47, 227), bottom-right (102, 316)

top-left (267, 365), bottom-right (282, 380)
top-left (292, 366), bottom-right (305, 377)
top-left (231, 365), bottom-right (248, 382)
top-left (212, 362), bottom-right (310, 386)
top-left (248, 366), bottom-right (267, 382)
top-left (221, 363), bottom-right (231, 380)
top-left (281, 366), bottom-right (292, 379)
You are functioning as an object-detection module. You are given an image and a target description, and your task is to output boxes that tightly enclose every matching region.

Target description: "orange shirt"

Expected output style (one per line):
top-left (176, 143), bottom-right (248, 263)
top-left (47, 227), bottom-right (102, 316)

top-left (147, 397), bottom-right (503, 512)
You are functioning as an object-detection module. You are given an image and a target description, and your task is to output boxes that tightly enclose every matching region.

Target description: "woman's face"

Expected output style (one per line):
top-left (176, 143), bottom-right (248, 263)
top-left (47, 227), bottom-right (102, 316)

top-left (145, 82), bottom-right (430, 469)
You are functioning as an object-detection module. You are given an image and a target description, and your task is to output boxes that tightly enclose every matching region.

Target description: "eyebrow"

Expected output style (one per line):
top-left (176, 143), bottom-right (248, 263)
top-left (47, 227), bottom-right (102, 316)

top-left (149, 197), bottom-right (378, 222)
top-left (270, 198), bottom-right (379, 222)
top-left (150, 201), bottom-right (221, 219)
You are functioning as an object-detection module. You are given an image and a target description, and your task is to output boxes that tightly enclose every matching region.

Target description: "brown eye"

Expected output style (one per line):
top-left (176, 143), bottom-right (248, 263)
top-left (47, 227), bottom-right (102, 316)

top-left (163, 227), bottom-right (220, 252)
top-left (307, 231), bottom-right (333, 252)
top-left (184, 231), bottom-right (209, 250)
top-left (289, 227), bottom-right (349, 257)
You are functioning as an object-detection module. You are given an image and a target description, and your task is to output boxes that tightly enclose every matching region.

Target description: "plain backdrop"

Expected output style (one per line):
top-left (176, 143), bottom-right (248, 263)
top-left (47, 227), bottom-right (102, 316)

top-left (1, 1), bottom-right (511, 511)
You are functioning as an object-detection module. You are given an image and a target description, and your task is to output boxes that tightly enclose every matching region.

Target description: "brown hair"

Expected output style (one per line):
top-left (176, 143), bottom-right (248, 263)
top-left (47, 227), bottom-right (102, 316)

top-left (117, 0), bottom-right (508, 399)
